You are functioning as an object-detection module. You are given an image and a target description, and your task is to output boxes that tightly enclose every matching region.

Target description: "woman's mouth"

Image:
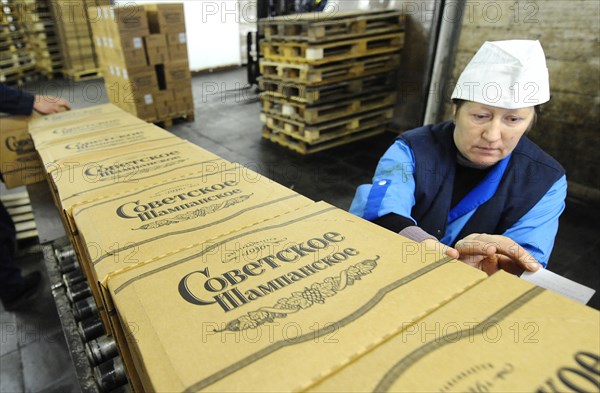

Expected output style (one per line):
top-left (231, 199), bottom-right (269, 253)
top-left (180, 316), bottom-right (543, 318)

top-left (475, 146), bottom-right (500, 154)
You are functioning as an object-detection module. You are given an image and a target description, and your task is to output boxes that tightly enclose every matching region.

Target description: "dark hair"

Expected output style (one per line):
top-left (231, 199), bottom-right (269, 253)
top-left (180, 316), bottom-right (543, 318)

top-left (452, 99), bottom-right (542, 131)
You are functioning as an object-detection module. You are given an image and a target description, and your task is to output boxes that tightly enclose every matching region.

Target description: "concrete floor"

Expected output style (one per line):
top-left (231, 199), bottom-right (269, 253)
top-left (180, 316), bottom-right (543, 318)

top-left (1, 68), bottom-right (598, 392)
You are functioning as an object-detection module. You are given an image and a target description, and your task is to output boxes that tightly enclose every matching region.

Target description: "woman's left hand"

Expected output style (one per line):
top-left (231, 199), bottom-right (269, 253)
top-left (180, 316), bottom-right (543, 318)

top-left (454, 233), bottom-right (541, 276)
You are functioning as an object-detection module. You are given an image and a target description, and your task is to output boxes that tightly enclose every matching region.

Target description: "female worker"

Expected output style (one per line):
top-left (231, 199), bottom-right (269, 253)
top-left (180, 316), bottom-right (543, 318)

top-left (350, 40), bottom-right (567, 276)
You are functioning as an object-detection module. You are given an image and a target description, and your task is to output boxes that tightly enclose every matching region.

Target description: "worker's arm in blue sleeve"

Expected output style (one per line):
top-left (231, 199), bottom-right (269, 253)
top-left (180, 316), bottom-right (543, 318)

top-left (502, 175), bottom-right (567, 268)
top-left (0, 84), bottom-right (34, 115)
top-left (349, 139), bottom-right (418, 232)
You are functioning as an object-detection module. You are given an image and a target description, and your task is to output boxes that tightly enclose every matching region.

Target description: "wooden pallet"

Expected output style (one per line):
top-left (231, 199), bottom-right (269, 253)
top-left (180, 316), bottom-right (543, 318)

top-left (260, 53), bottom-right (400, 86)
top-left (260, 32), bottom-right (403, 64)
top-left (262, 124), bottom-right (387, 154)
top-left (154, 111), bottom-right (196, 128)
top-left (259, 72), bottom-right (396, 104)
top-left (261, 91), bottom-right (396, 124)
top-left (1, 192), bottom-right (39, 242)
top-left (62, 68), bottom-right (102, 81)
top-left (260, 10), bottom-right (405, 43)
top-left (261, 107), bottom-right (393, 143)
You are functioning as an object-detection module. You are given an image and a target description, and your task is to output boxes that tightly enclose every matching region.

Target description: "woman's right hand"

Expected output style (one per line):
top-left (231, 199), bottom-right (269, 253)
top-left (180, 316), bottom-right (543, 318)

top-left (454, 233), bottom-right (541, 275)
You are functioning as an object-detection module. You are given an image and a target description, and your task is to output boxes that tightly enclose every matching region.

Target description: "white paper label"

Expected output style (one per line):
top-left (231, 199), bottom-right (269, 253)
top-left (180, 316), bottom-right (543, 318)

top-left (306, 48), bottom-right (324, 60)
top-left (123, 69), bottom-right (129, 80)
top-left (133, 37), bottom-right (143, 49)
top-left (102, 37), bottom-right (108, 47)
top-left (108, 38), bottom-right (114, 49)
top-left (179, 32), bottom-right (187, 44)
top-left (96, 37), bottom-right (102, 47)
top-left (115, 66), bottom-right (121, 77)
top-left (282, 104), bottom-right (295, 116)
top-left (144, 94), bottom-right (154, 105)
top-left (521, 269), bottom-right (596, 304)
top-left (109, 65), bottom-right (115, 75)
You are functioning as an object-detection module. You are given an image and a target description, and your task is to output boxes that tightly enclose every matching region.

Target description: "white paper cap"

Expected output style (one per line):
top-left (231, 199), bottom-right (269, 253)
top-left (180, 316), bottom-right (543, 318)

top-left (451, 40), bottom-right (550, 109)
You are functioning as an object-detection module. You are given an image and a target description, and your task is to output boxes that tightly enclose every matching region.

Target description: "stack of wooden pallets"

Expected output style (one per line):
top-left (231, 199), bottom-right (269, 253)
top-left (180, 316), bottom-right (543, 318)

top-left (0, 0), bottom-right (38, 86)
top-left (21, 0), bottom-right (64, 80)
top-left (258, 9), bottom-right (404, 154)
top-left (1, 192), bottom-right (38, 244)
top-left (50, 0), bottom-right (106, 81)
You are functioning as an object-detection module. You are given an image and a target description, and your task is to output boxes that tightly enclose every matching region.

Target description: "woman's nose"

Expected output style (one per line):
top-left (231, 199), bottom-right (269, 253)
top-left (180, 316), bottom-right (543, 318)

top-left (481, 119), bottom-right (502, 143)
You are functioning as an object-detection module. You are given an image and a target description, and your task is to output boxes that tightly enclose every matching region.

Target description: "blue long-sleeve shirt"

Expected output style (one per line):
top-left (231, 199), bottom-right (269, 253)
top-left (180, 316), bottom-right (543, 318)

top-left (0, 84), bottom-right (35, 115)
top-left (350, 139), bottom-right (567, 267)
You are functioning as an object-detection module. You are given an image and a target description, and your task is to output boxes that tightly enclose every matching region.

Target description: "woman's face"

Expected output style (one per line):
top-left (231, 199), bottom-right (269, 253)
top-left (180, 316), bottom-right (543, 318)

top-left (453, 102), bottom-right (535, 167)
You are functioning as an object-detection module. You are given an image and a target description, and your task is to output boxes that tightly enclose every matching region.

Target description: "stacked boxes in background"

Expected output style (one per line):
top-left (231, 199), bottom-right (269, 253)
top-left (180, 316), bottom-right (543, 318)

top-left (89, 3), bottom-right (194, 124)
top-left (258, 10), bottom-right (404, 154)
top-left (51, 0), bottom-right (103, 80)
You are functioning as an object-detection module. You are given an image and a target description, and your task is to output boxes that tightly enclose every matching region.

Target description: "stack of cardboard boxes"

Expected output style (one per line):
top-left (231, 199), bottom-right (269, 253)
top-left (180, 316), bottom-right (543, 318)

top-left (0, 113), bottom-right (44, 189)
top-left (88, 3), bottom-right (193, 123)
top-left (50, 0), bottom-right (103, 80)
top-left (22, 103), bottom-right (600, 393)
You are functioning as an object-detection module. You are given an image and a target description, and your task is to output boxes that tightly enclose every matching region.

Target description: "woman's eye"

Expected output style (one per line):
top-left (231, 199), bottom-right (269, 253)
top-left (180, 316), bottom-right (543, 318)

top-left (473, 114), bottom-right (489, 120)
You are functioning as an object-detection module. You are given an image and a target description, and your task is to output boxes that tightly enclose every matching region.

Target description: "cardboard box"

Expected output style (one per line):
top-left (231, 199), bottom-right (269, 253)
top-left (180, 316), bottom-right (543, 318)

top-left (51, 139), bottom-right (223, 211)
top-left (122, 66), bottom-right (157, 90)
top-left (166, 32), bottom-right (189, 63)
top-left (308, 270), bottom-right (600, 393)
top-left (144, 34), bottom-right (168, 66)
top-left (146, 3), bottom-right (186, 33)
top-left (173, 85), bottom-right (194, 114)
top-left (28, 103), bottom-right (123, 130)
top-left (105, 202), bottom-right (486, 392)
top-left (130, 89), bottom-right (158, 121)
top-left (73, 162), bottom-right (314, 287)
top-left (154, 89), bottom-right (176, 118)
top-left (101, 5), bottom-right (149, 36)
top-left (101, 71), bottom-right (159, 121)
top-left (164, 62), bottom-right (191, 89)
top-left (0, 114), bottom-right (45, 189)
top-left (111, 35), bottom-right (148, 69)
top-left (35, 123), bottom-right (177, 169)
top-left (50, 140), bottom-right (226, 334)
top-left (28, 105), bottom-right (146, 149)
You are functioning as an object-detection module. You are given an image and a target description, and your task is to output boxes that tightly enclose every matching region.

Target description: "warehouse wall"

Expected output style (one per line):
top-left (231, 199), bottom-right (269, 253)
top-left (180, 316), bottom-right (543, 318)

top-left (440, 0), bottom-right (599, 199)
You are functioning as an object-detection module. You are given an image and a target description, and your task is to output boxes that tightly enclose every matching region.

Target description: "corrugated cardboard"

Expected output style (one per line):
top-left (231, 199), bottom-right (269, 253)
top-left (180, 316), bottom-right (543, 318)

top-left (28, 105), bottom-right (147, 149)
top-left (105, 202), bottom-right (487, 392)
top-left (28, 103), bottom-right (124, 134)
top-left (154, 90), bottom-right (177, 119)
top-left (101, 5), bottom-right (149, 36)
top-left (51, 142), bottom-right (227, 335)
top-left (146, 3), bottom-right (186, 33)
top-left (35, 123), bottom-right (177, 169)
top-left (51, 139), bottom-right (223, 213)
top-left (173, 85), bottom-right (194, 114)
top-left (106, 35), bottom-right (148, 69)
top-left (166, 32), bottom-right (188, 63)
top-left (73, 162), bottom-right (314, 288)
top-left (144, 34), bottom-right (168, 65)
top-left (0, 114), bottom-right (44, 189)
top-left (164, 62), bottom-right (191, 89)
top-left (308, 270), bottom-right (600, 393)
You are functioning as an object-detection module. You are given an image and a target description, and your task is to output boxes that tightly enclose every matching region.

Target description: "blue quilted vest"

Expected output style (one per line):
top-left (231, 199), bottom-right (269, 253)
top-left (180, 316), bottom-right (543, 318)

top-left (399, 121), bottom-right (565, 244)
